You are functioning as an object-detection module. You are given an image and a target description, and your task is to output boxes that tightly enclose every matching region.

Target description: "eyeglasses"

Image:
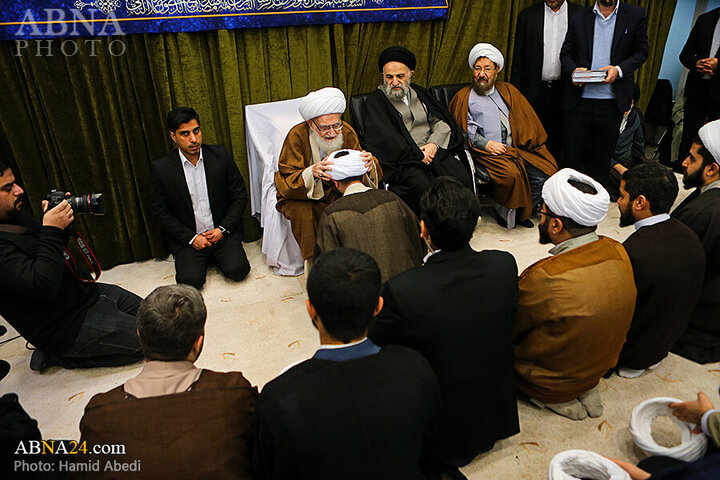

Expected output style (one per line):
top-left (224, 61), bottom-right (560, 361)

top-left (473, 66), bottom-right (496, 74)
top-left (313, 120), bottom-right (343, 133)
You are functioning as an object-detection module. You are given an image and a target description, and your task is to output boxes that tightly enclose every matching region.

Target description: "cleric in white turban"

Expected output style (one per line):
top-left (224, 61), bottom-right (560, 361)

top-left (669, 119), bottom-right (720, 364)
top-left (467, 42), bottom-right (504, 71)
top-left (298, 87), bottom-right (347, 122)
top-left (275, 87), bottom-right (381, 263)
top-left (512, 167), bottom-right (636, 421)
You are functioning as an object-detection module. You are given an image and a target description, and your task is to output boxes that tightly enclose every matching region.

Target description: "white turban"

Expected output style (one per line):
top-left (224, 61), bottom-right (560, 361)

top-left (698, 119), bottom-right (720, 165)
top-left (328, 150), bottom-right (367, 181)
top-left (468, 43), bottom-right (504, 71)
top-left (630, 397), bottom-right (708, 462)
top-left (298, 87), bottom-right (346, 122)
top-left (542, 168), bottom-right (610, 227)
top-left (548, 450), bottom-right (631, 480)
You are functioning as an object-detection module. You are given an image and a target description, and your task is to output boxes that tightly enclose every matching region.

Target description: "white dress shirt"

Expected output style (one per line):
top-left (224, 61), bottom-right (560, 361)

top-left (179, 148), bottom-right (215, 241)
top-left (542, 1), bottom-right (569, 81)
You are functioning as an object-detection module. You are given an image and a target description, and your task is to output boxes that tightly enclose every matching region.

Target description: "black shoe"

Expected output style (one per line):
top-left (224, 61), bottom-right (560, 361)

top-left (518, 219), bottom-right (534, 228)
top-left (0, 325), bottom-right (6, 337)
top-left (0, 360), bottom-right (9, 381)
top-left (29, 349), bottom-right (50, 372)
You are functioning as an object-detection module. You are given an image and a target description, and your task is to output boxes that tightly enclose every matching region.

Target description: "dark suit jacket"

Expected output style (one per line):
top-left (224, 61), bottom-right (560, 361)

top-left (680, 8), bottom-right (720, 102)
top-left (150, 144), bottom-right (248, 253)
top-left (254, 345), bottom-right (440, 479)
top-left (560, 2), bottom-right (648, 112)
top-left (510, 1), bottom-right (584, 105)
top-left (369, 245), bottom-right (520, 462)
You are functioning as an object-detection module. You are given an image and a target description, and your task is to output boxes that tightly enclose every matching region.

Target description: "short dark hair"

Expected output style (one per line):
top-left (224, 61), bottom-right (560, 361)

top-left (137, 284), bottom-right (207, 361)
top-left (546, 180), bottom-right (599, 236)
top-left (621, 163), bottom-right (678, 215)
top-left (0, 158), bottom-right (10, 175)
top-left (307, 248), bottom-right (381, 343)
top-left (420, 176), bottom-right (480, 250)
top-left (693, 136), bottom-right (718, 170)
top-left (337, 174), bottom-right (365, 186)
top-left (167, 107), bottom-right (200, 132)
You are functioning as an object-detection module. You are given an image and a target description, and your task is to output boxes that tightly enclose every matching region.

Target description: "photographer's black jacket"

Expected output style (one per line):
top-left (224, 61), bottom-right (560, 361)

top-left (0, 212), bottom-right (97, 354)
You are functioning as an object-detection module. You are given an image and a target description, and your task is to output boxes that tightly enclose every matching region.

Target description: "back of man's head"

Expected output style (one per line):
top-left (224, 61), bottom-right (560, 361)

top-left (167, 107), bottom-right (200, 132)
top-left (137, 284), bottom-right (207, 361)
top-left (548, 180), bottom-right (599, 237)
top-left (622, 163), bottom-right (678, 215)
top-left (420, 176), bottom-right (480, 250)
top-left (307, 248), bottom-right (381, 343)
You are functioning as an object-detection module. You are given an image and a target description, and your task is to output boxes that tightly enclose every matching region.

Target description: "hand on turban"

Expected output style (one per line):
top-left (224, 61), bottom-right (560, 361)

top-left (328, 150), bottom-right (368, 181)
top-left (378, 46), bottom-right (416, 72)
top-left (468, 43), bottom-right (504, 71)
top-left (299, 87), bottom-right (346, 122)
top-left (698, 119), bottom-right (720, 166)
top-left (542, 168), bottom-right (610, 227)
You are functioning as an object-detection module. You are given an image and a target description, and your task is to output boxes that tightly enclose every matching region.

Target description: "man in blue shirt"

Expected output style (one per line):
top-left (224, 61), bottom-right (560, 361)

top-left (560, 0), bottom-right (648, 188)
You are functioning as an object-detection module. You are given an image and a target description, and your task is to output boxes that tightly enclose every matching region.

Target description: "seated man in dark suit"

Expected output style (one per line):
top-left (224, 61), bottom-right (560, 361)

top-left (360, 46), bottom-right (473, 214)
top-left (616, 163), bottom-right (705, 378)
top-left (369, 176), bottom-right (520, 472)
top-left (254, 248), bottom-right (440, 480)
top-left (79, 285), bottom-right (257, 479)
top-left (151, 107), bottom-right (250, 289)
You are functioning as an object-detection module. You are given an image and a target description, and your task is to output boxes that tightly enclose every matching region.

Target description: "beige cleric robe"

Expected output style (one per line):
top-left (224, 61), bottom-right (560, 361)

top-left (275, 121), bottom-right (382, 259)
top-left (449, 82), bottom-right (558, 220)
top-left (513, 236), bottom-right (636, 404)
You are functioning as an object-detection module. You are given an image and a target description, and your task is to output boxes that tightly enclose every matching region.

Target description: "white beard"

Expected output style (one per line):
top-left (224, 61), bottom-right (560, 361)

top-left (310, 129), bottom-right (344, 155)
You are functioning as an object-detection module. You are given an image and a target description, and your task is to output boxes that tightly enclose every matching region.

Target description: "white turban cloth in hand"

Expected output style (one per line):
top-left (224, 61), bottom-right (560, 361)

top-left (548, 450), bottom-right (631, 480)
top-left (299, 87), bottom-right (346, 122)
top-left (468, 43), bottom-right (504, 71)
top-left (630, 397), bottom-right (708, 462)
top-left (542, 168), bottom-right (610, 227)
top-left (328, 150), bottom-right (368, 181)
top-left (698, 119), bottom-right (720, 166)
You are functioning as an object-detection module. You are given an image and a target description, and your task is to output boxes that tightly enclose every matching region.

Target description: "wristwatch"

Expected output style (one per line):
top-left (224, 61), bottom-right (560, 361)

top-left (218, 226), bottom-right (229, 236)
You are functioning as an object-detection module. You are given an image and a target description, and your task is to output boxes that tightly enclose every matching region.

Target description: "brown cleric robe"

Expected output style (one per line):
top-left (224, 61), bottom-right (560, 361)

top-left (449, 82), bottom-right (558, 220)
top-left (513, 236), bottom-right (636, 403)
top-left (275, 121), bottom-right (381, 259)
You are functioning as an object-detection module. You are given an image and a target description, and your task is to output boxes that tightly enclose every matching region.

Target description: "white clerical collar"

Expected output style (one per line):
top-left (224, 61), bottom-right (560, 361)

top-left (549, 231), bottom-right (599, 255)
top-left (594, 0), bottom-right (619, 21)
top-left (343, 182), bottom-right (371, 196)
top-left (422, 248), bottom-right (441, 264)
top-left (317, 337), bottom-right (368, 351)
top-left (634, 213), bottom-right (670, 231)
top-left (178, 147), bottom-right (204, 167)
top-left (545, 1), bottom-right (567, 16)
top-left (483, 86), bottom-right (496, 96)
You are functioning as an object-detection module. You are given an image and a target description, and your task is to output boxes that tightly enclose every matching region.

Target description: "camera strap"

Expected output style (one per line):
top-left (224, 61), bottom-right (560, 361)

top-left (63, 231), bottom-right (101, 283)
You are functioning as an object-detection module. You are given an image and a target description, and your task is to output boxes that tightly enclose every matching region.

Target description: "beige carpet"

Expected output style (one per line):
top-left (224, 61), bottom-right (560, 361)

top-left (1, 183), bottom-right (718, 479)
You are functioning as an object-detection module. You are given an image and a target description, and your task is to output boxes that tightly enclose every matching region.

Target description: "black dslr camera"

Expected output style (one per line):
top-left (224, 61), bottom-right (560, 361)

top-left (46, 189), bottom-right (104, 215)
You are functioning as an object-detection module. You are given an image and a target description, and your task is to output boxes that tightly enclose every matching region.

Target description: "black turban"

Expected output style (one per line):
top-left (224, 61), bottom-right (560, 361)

top-left (378, 46), bottom-right (416, 72)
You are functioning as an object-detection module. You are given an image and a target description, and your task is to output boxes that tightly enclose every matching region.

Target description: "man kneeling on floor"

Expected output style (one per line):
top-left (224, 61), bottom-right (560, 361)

top-left (254, 248), bottom-right (440, 479)
top-left (79, 285), bottom-right (257, 479)
top-left (513, 168), bottom-right (636, 420)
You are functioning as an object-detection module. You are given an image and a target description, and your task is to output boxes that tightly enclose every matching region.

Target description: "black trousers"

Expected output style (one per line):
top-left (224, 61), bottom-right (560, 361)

top-left (680, 94), bottom-right (720, 164)
top-left (174, 234), bottom-right (250, 289)
top-left (391, 153), bottom-right (473, 215)
top-left (531, 80), bottom-right (564, 162)
top-left (563, 98), bottom-right (623, 189)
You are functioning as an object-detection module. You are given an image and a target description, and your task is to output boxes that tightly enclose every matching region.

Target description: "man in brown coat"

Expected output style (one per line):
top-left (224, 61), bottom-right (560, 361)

top-left (314, 150), bottom-right (423, 283)
top-left (275, 87), bottom-right (381, 262)
top-left (514, 168), bottom-right (635, 420)
top-left (450, 43), bottom-right (558, 229)
top-left (79, 285), bottom-right (257, 479)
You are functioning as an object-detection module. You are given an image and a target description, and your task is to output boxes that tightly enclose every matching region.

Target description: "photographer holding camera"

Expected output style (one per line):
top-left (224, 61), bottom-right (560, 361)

top-left (0, 159), bottom-right (143, 371)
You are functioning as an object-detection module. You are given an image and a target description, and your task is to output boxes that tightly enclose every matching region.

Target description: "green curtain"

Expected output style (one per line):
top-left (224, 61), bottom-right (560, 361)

top-left (0, 0), bottom-right (677, 268)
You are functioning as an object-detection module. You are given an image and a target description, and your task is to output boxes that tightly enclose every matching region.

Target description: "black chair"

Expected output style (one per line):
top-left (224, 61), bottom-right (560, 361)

top-left (429, 83), bottom-right (493, 195)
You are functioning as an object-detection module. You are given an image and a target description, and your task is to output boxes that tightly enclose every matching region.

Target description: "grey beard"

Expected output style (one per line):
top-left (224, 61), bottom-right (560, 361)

top-left (311, 129), bottom-right (344, 155)
top-left (383, 82), bottom-right (410, 100)
top-left (472, 78), bottom-right (495, 96)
